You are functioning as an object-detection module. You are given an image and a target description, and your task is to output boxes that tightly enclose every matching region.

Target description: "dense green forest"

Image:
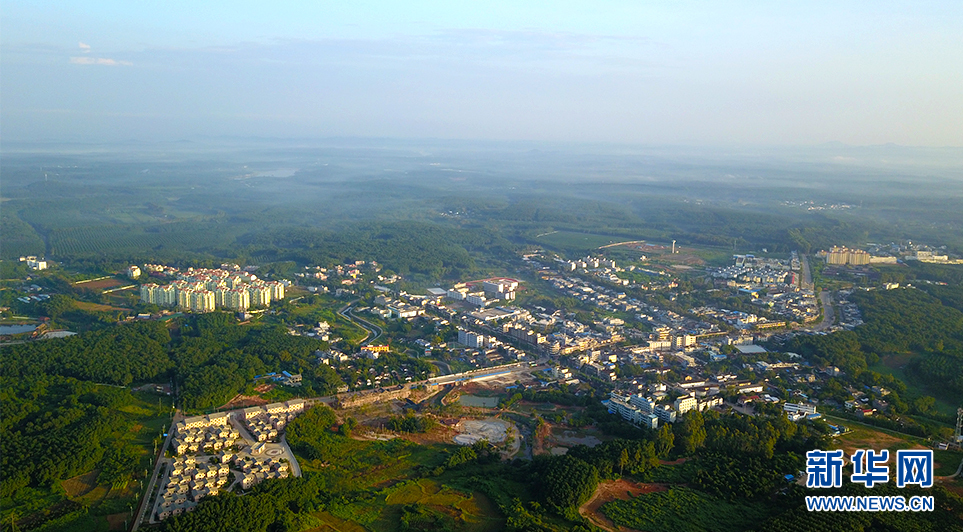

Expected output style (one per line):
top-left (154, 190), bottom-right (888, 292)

top-left (780, 286), bottom-right (963, 404)
top-left (1, 316), bottom-right (345, 411)
top-left (0, 375), bottom-right (167, 530)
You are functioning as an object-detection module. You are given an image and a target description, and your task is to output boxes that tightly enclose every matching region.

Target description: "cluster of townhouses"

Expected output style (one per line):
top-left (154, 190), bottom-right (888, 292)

top-left (155, 403), bottom-right (306, 522)
top-left (171, 415), bottom-right (241, 455)
top-left (156, 456), bottom-right (231, 520)
top-left (236, 456), bottom-right (289, 490)
top-left (242, 400), bottom-right (306, 442)
top-left (139, 266), bottom-right (285, 312)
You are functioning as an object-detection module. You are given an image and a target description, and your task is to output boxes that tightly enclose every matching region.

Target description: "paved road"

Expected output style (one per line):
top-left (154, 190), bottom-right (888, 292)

top-left (349, 310), bottom-right (383, 346)
top-left (427, 359), bottom-right (452, 376)
top-left (132, 416), bottom-right (178, 531)
top-left (800, 253), bottom-right (815, 291)
top-left (813, 290), bottom-right (835, 331)
top-left (337, 301), bottom-right (382, 345)
top-left (279, 434), bottom-right (302, 477)
top-left (949, 457), bottom-right (963, 479)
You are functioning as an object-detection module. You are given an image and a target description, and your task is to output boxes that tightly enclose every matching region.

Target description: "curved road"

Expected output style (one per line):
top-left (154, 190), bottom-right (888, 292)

top-left (349, 309), bottom-right (383, 346)
top-left (337, 301), bottom-right (382, 345)
top-left (279, 434), bottom-right (302, 477)
top-left (426, 359), bottom-right (452, 376)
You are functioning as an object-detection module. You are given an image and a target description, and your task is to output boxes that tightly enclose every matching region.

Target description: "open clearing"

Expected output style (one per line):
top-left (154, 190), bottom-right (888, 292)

top-left (453, 418), bottom-right (509, 445)
top-left (579, 479), bottom-right (666, 532)
top-left (72, 278), bottom-right (125, 290)
top-left (536, 230), bottom-right (628, 251)
top-left (62, 470), bottom-right (99, 498)
top-left (323, 479), bottom-right (502, 532)
top-left (74, 301), bottom-right (129, 312)
top-left (828, 416), bottom-right (963, 478)
top-left (834, 423), bottom-right (926, 456)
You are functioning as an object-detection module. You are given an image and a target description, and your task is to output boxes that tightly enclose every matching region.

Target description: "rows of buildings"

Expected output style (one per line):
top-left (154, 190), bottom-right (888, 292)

top-left (153, 402), bottom-right (306, 522)
top-left (156, 456), bottom-right (231, 519)
top-left (241, 400), bottom-right (305, 442)
top-left (139, 266), bottom-right (285, 312)
top-left (818, 244), bottom-right (961, 266)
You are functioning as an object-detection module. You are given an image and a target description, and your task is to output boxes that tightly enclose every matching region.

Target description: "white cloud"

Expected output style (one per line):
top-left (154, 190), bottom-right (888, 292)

top-left (70, 56), bottom-right (132, 66)
top-left (79, 42), bottom-right (91, 53)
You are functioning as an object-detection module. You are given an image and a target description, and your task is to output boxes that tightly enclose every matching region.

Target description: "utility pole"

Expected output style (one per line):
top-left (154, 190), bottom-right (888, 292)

top-left (956, 407), bottom-right (963, 448)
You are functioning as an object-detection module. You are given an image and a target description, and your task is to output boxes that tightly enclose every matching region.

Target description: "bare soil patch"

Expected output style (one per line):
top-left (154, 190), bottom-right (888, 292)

top-left (396, 425), bottom-right (458, 446)
top-left (62, 470), bottom-right (99, 498)
top-left (74, 301), bottom-right (129, 312)
top-left (73, 278), bottom-right (125, 290)
top-left (661, 253), bottom-right (705, 266)
top-left (579, 479), bottom-right (667, 532)
top-left (106, 513), bottom-right (128, 530)
top-left (219, 394), bottom-right (268, 410)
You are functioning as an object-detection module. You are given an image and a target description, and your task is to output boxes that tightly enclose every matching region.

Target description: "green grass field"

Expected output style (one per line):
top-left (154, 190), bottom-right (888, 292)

top-left (535, 231), bottom-right (630, 252)
top-left (870, 356), bottom-right (960, 418)
top-left (325, 479), bottom-right (502, 532)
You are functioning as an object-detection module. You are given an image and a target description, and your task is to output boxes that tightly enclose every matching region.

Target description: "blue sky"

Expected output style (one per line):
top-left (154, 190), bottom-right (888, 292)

top-left (2, 1), bottom-right (961, 145)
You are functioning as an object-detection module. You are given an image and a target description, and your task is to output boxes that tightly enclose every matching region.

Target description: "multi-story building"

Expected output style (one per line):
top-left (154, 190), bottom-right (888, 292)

top-left (673, 395), bottom-right (698, 415)
top-left (188, 290), bottom-right (216, 312)
top-left (609, 396), bottom-right (659, 429)
top-left (140, 266), bottom-right (285, 312)
top-left (216, 288), bottom-right (251, 311)
top-left (458, 328), bottom-right (489, 348)
top-left (826, 246), bottom-right (871, 266)
top-left (248, 285), bottom-right (273, 307)
top-left (141, 283), bottom-right (178, 306)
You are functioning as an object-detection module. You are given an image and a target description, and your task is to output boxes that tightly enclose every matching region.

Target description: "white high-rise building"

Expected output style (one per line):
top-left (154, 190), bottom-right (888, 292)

top-left (248, 285), bottom-right (273, 307)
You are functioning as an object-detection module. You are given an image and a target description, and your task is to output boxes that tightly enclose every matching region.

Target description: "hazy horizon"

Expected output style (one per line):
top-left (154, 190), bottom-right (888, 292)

top-left (3, 1), bottom-right (962, 146)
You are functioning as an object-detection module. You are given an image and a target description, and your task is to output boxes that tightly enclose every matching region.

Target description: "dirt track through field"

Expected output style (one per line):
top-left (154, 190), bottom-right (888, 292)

top-left (578, 479), bottom-right (666, 532)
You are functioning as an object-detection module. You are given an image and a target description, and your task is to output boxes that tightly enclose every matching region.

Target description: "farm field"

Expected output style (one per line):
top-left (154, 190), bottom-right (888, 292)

top-left (325, 478), bottom-right (502, 532)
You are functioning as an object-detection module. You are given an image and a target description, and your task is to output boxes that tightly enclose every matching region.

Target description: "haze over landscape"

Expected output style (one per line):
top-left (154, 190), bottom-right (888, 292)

top-left (2, 3), bottom-right (963, 532)
top-left (3, 1), bottom-right (962, 145)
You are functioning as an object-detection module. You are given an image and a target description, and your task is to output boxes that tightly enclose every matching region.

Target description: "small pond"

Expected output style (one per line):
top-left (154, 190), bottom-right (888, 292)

top-left (458, 395), bottom-right (499, 408)
top-left (0, 324), bottom-right (37, 335)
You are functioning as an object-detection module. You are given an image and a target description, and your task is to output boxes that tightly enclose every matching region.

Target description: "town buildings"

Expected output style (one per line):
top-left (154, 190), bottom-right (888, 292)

top-left (140, 265), bottom-right (285, 312)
